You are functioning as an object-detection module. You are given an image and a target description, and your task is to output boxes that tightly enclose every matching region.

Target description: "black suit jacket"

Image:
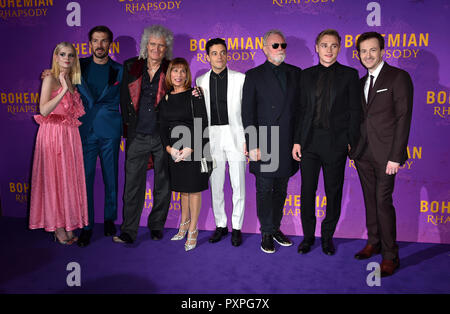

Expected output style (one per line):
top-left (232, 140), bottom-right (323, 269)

top-left (352, 62), bottom-right (413, 165)
top-left (242, 61), bottom-right (301, 178)
top-left (294, 62), bottom-right (361, 156)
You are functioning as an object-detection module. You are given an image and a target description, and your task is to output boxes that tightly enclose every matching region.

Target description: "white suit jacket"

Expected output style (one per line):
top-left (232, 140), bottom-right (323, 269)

top-left (196, 68), bottom-right (246, 154)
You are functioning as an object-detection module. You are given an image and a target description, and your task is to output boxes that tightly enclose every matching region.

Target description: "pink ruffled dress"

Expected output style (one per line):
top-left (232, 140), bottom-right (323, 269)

top-left (29, 88), bottom-right (88, 232)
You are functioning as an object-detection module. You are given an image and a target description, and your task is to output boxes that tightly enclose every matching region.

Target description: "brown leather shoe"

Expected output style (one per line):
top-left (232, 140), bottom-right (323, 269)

top-left (380, 257), bottom-right (400, 277)
top-left (354, 244), bottom-right (380, 260)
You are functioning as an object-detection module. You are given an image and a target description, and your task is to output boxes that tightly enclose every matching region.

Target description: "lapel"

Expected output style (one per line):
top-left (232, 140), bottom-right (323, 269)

top-left (360, 74), bottom-right (368, 108)
top-left (329, 62), bottom-right (343, 112)
top-left (79, 57), bottom-right (95, 108)
top-left (128, 77), bottom-right (142, 112)
top-left (308, 66), bottom-right (319, 113)
top-left (262, 61), bottom-right (285, 114)
top-left (78, 77), bottom-right (94, 109)
top-left (276, 66), bottom-right (293, 120)
top-left (80, 56), bottom-right (91, 86)
top-left (226, 68), bottom-right (235, 120)
top-left (367, 62), bottom-right (389, 108)
top-left (127, 58), bottom-right (145, 112)
top-left (202, 70), bottom-right (212, 121)
top-left (155, 59), bottom-right (169, 107)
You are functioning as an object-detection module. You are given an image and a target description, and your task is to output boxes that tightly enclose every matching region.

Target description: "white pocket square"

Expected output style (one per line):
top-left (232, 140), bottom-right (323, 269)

top-left (376, 88), bottom-right (388, 93)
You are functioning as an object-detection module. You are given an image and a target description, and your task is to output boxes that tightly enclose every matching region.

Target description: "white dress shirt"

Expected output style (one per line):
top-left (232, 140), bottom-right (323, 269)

top-left (364, 61), bottom-right (385, 102)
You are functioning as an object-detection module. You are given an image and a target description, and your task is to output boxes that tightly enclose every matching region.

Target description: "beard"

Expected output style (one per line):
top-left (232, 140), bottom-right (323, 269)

top-left (270, 52), bottom-right (286, 64)
top-left (93, 48), bottom-right (108, 59)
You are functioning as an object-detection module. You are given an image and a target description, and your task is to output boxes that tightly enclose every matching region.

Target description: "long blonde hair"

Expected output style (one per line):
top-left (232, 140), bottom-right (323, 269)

top-left (50, 42), bottom-right (81, 85)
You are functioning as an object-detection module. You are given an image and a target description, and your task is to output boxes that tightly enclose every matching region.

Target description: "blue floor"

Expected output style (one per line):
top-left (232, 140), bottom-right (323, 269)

top-left (0, 216), bottom-right (449, 294)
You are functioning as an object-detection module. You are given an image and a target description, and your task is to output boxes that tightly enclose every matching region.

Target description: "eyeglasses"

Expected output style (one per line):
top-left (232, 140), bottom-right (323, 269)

top-left (269, 43), bottom-right (287, 49)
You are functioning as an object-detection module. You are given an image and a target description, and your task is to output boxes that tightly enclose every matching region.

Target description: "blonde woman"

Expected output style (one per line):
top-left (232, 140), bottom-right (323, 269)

top-left (29, 42), bottom-right (88, 245)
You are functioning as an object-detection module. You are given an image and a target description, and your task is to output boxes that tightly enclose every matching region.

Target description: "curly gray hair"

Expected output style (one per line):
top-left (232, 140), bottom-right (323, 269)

top-left (138, 25), bottom-right (174, 60)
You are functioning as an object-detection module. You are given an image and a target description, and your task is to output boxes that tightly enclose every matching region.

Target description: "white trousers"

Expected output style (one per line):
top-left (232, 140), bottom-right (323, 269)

top-left (209, 125), bottom-right (246, 230)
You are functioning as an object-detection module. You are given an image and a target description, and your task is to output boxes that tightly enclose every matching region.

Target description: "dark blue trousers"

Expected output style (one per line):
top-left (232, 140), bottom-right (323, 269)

top-left (82, 132), bottom-right (121, 230)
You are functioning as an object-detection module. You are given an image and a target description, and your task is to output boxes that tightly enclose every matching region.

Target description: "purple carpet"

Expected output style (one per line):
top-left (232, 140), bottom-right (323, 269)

top-left (0, 216), bottom-right (449, 294)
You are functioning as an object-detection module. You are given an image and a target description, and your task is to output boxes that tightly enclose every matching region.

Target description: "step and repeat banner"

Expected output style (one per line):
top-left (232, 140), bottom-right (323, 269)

top-left (1, 0), bottom-right (449, 244)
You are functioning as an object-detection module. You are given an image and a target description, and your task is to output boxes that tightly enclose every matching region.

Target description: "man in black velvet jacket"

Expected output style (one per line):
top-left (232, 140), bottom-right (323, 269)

top-left (113, 25), bottom-right (173, 244)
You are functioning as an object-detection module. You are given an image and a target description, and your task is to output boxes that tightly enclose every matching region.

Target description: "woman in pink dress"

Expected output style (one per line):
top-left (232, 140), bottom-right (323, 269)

top-left (29, 42), bottom-right (88, 245)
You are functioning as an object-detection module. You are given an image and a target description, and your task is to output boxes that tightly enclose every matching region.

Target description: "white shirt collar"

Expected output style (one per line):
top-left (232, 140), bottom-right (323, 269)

top-left (364, 61), bottom-right (384, 102)
top-left (367, 61), bottom-right (384, 81)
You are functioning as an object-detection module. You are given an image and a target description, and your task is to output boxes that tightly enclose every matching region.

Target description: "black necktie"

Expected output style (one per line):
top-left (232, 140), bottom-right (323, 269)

top-left (273, 66), bottom-right (286, 92)
top-left (367, 75), bottom-right (374, 102)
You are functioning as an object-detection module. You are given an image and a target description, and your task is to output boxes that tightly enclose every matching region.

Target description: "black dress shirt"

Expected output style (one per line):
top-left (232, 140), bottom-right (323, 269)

top-left (209, 68), bottom-right (229, 126)
top-left (270, 62), bottom-right (287, 93)
top-left (313, 62), bottom-right (337, 129)
top-left (136, 63), bottom-right (161, 135)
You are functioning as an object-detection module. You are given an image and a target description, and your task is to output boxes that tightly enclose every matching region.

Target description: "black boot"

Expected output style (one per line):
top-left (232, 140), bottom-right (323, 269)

top-left (77, 229), bottom-right (93, 248)
top-left (104, 220), bottom-right (117, 236)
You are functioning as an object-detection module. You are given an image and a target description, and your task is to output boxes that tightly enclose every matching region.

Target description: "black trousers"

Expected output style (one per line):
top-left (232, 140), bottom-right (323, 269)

top-left (355, 145), bottom-right (398, 260)
top-left (300, 129), bottom-right (347, 242)
top-left (121, 133), bottom-right (171, 241)
top-left (255, 175), bottom-right (290, 235)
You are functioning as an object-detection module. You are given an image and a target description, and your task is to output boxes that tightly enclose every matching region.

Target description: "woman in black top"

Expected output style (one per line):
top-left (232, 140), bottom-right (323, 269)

top-left (159, 58), bottom-right (210, 251)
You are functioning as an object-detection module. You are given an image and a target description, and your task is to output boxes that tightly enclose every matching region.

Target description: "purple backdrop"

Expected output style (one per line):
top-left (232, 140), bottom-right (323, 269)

top-left (1, 0), bottom-right (449, 244)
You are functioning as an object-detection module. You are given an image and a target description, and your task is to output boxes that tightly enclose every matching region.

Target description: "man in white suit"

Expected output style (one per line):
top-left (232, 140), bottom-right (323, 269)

top-left (196, 38), bottom-right (246, 247)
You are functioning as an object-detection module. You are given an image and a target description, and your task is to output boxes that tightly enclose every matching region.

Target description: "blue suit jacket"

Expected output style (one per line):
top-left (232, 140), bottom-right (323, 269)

top-left (78, 56), bottom-right (123, 139)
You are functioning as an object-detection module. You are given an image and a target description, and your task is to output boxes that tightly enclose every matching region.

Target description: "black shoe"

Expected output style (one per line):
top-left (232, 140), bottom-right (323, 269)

top-left (273, 230), bottom-right (293, 247)
top-left (77, 229), bottom-right (93, 248)
top-left (112, 232), bottom-right (133, 244)
top-left (104, 220), bottom-right (116, 236)
top-left (209, 227), bottom-right (228, 243)
top-left (150, 229), bottom-right (163, 240)
top-left (261, 233), bottom-right (275, 254)
top-left (297, 239), bottom-right (314, 254)
top-left (231, 229), bottom-right (242, 247)
top-left (322, 238), bottom-right (336, 256)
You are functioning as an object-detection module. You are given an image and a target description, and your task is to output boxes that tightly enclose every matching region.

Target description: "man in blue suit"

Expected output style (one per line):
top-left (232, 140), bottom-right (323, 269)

top-left (77, 26), bottom-right (123, 247)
